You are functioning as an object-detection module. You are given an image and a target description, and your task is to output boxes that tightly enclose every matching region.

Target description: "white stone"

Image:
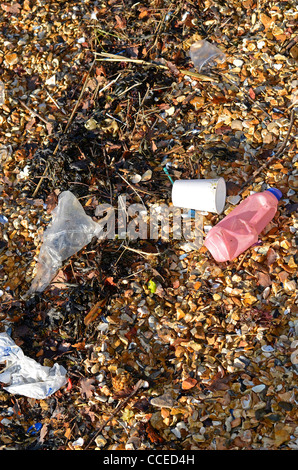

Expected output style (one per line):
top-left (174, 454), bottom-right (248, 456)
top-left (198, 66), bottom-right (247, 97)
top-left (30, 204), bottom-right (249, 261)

top-left (252, 384), bottom-right (266, 393)
top-left (233, 59), bottom-right (244, 67)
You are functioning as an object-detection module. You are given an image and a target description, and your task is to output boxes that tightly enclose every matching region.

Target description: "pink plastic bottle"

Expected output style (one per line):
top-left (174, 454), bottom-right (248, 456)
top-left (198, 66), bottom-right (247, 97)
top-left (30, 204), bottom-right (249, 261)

top-left (204, 188), bottom-right (282, 262)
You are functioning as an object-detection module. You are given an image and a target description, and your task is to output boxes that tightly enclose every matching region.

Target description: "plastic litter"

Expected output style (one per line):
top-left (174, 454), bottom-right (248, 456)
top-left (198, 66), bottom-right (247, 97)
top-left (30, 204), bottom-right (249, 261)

top-left (204, 188), bottom-right (282, 262)
top-left (0, 214), bottom-right (8, 224)
top-left (0, 332), bottom-right (67, 399)
top-left (29, 190), bottom-right (102, 294)
top-left (172, 177), bottom-right (226, 214)
top-left (27, 422), bottom-right (43, 434)
top-left (189, 40), bottom-right (226, 72)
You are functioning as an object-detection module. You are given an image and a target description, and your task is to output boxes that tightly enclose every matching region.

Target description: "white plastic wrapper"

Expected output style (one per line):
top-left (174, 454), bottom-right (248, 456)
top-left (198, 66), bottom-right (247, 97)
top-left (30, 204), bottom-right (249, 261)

top-left (0, 332), bottom-right (67, 399)
top-left (29, 190), bottom-right (102, 294)
top-left (189, 40), bottom-right (226, 72)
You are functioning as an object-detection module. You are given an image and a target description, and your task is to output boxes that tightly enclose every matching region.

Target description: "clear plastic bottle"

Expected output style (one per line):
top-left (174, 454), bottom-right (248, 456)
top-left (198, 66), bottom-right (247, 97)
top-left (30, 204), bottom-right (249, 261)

top-left (204, 188), bottom-right (282, 262)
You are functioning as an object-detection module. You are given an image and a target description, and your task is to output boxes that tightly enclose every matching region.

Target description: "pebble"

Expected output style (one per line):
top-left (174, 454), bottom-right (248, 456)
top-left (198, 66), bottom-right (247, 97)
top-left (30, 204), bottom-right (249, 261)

top-left (95, 435), bottom-right (107, 448)
top-left (231, 120), bottom-right (243, 130)
top-left (227, 195), bottom-right (241, 205)
top-left (252, 384), bottom-right (266, 393)
top-left (130, 174), bottom-right (142, 184)
top-left (151, 393), bottom-right (176, 408)
top-left (5, 53), bottom-right (18, 65)
top-left (233, 59), bottom-right (244, 67)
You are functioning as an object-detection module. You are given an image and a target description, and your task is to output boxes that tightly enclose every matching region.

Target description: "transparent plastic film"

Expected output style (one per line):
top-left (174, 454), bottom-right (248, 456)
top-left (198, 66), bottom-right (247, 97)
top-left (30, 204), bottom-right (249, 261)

top-left (28, 191), bottom-right (102, 294)
top-left (189, 40), bottom-right (226, 72)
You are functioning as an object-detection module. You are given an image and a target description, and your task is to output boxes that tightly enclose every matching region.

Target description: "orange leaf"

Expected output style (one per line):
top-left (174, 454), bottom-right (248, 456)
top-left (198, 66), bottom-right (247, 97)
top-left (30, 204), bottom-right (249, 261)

top-left (146, 423), bottom-right (164, 444)
top-left (104, 276), bottom-right (117, 286)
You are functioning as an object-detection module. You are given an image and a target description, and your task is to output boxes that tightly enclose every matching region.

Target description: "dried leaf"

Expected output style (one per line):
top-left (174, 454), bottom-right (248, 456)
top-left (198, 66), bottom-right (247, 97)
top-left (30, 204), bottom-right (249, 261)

top-left (45, 191), bottom-right (58, 214)
top-left (79, 378), bottom-right (95, 399)
top-left (146, 422), bottom-right (164, 444)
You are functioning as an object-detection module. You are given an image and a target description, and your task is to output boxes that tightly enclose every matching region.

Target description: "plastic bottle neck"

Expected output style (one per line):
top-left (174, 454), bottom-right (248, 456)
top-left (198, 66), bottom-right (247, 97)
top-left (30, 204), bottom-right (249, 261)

top-left (266, 188), bottom-right (282, 201)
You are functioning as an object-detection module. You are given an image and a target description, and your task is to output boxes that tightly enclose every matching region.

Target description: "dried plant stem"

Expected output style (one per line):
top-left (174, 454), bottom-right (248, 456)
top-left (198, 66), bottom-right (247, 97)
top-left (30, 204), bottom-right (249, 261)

top-left (123, 245), bottom-right (161, 257)
top-left (19, 100), bottom-right (50, 125)
top-left (95, 52), bottom-right (168, 69)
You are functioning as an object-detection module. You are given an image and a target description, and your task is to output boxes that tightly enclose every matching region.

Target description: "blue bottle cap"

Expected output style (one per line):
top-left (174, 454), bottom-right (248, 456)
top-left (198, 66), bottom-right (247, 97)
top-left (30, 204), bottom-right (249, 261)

top-left (266, 188), bottom-right (282, 200)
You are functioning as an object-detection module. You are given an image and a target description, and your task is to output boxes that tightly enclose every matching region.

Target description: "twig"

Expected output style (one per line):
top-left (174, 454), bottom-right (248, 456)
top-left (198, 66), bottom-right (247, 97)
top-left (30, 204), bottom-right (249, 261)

top-left (94, 52), bottom-right (168, 69)
top-left (63, 59), bottom-right (96, 134)
top-left (19, 100), bottom-right (50, 125)
top-left (123, 244), bottom-right (161, 257)
top-left (84, 379), bottom-right (144, 450)
top-left (240, 108), bottom-right (296, 193)
top-left (116, 171), bottom-right (147, 209)
top-left (32, 61), bottom-right (97, 197)
top-left (179, 69), bottom-right (219, 83)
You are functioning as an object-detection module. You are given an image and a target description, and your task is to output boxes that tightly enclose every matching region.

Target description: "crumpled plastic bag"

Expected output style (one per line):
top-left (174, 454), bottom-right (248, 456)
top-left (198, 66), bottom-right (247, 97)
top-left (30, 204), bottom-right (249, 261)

top-left (189, 40), bottom-right (226, 72)
top-left (0, 332), bottom-right (67, 399)
top-left (29, 190), bottom-right (102, 294)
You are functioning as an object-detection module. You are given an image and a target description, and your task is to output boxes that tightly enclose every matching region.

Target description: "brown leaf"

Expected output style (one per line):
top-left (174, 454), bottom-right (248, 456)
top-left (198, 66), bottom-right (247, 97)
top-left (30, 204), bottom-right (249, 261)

top-left (79, 378), bottom-right (95, 399)
top-left (45, 191), bottom-right (58, 214)
top-left (114, 14), bottom-right (126, 29)
top-left (146, 422), bottom-right (164, 444)
top-left (256, 271), bottom-right (272, 287)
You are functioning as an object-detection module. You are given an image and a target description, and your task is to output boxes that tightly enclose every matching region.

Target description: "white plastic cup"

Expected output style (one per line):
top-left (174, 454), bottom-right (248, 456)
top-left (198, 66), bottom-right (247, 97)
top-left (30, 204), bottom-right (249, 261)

top-left (172, 177), bottom-right (226, 214)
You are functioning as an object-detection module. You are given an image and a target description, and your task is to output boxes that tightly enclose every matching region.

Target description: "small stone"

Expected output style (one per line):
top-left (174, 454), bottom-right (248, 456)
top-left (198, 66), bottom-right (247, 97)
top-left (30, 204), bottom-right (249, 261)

top-left (141, 169), bottom-right (152, 181)
top-left (231, 120), bottom-right (243, 130)
top-left (290, 349), bottom-right (298, 365)
top-left (290, 44), bottom-right (298, 60)
top-left (233, 59), bottom-right (244, 67)
top-left (227, 195), bottom-right (241, 205)
top-left (151, 393), bottom-right (175, 408)
top-left (130, 174), bottom-right (142, 184)
top-left (274, 424), bottom-right (292, 447)
top-left (284, 280), bottom-right (297, 292)
top-left (231, 417), bottom-right (242, 428)
top-left (252, 384), bottom-right (266, 393)
top-left (213, 293), bottom-right (221, 301)
top-left (150, 411), bottom-right (164, 430)
top-left (277, 401), bottom-right (293, 411)
top-left (5, 53), bottom-right (18, 66)
top-left (165, 106), bottom-right (175, 116)
top-left (182, 377), bottom-right (197, 390)
top-left (95, 435), bottom-right (107, 448)
top-left (45, 74), bottom-right (56, 86)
